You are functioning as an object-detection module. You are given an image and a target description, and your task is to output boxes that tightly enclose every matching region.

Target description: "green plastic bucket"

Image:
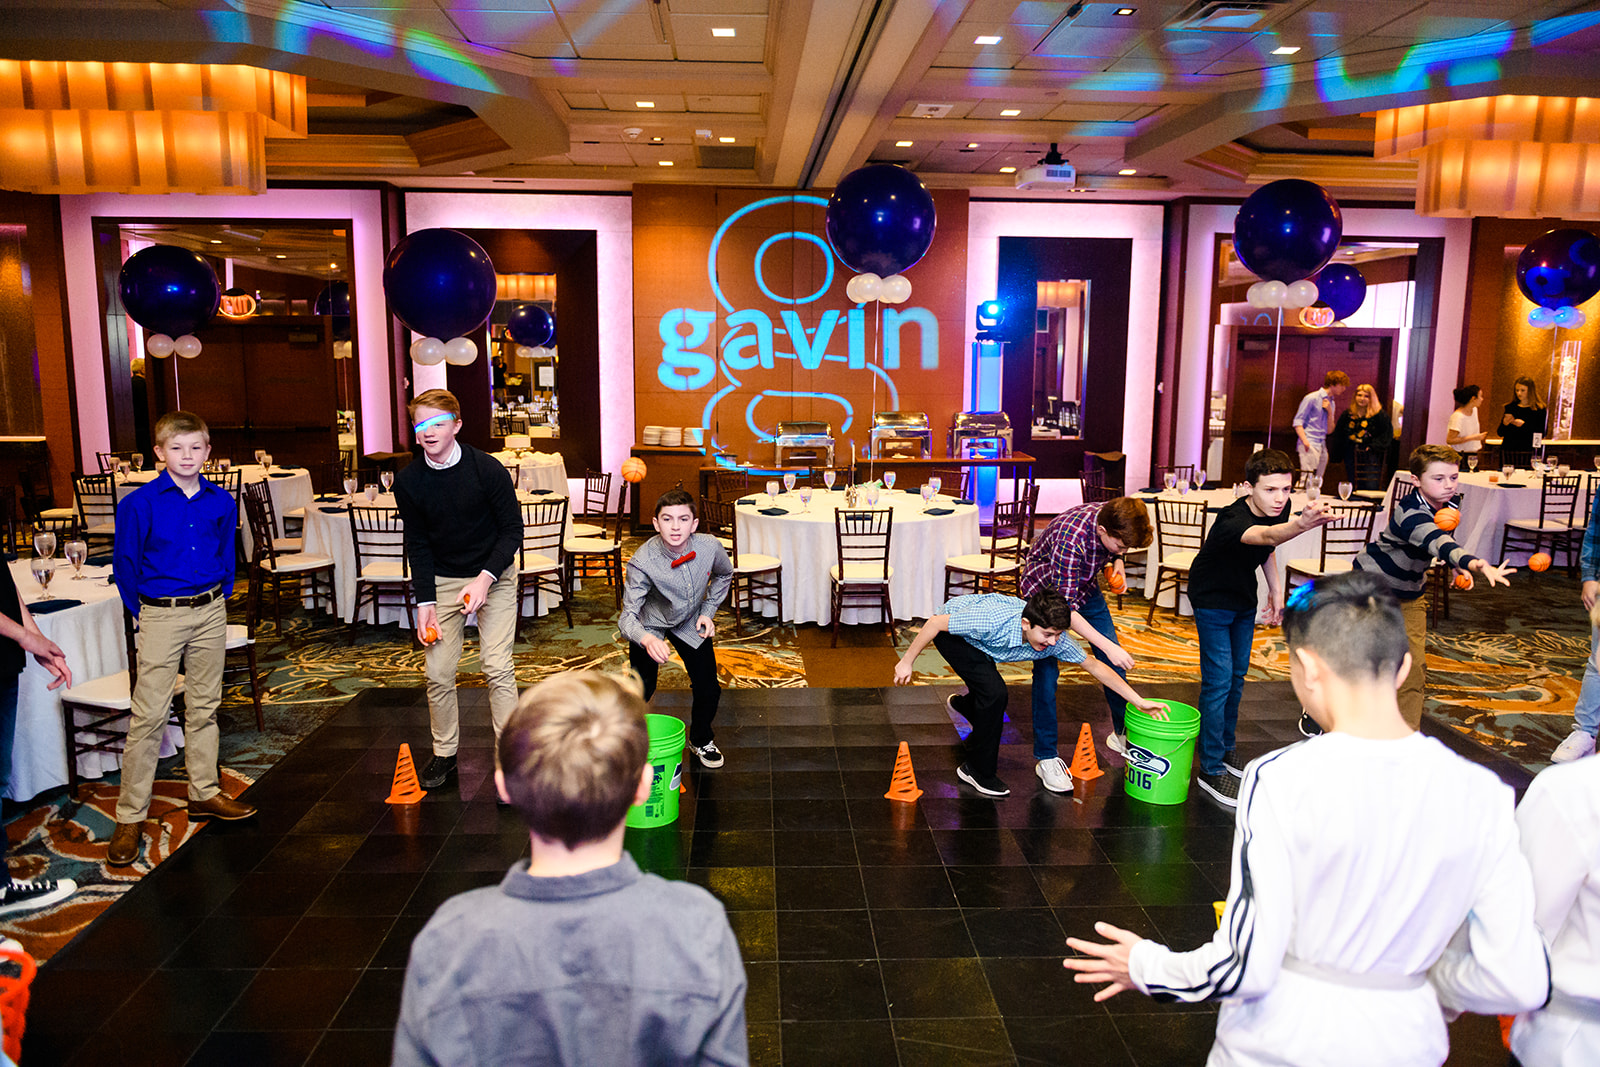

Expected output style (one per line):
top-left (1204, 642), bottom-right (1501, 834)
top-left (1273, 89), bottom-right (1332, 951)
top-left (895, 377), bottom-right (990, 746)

top-left (626, 713), bottom-right (688, 829)
top-left (1121, 699), bottom-right (1203, 805)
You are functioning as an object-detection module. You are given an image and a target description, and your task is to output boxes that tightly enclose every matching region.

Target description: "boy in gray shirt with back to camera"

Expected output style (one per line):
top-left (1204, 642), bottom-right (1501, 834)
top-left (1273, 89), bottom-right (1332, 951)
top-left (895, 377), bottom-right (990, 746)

top-left (394, 671), bottom-right (748, 1066)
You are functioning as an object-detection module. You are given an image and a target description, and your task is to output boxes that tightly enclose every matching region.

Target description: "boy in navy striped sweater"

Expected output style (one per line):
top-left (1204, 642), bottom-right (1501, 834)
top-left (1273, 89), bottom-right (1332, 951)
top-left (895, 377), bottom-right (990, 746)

top-left (1349, 444), bottom-right (1513, 728)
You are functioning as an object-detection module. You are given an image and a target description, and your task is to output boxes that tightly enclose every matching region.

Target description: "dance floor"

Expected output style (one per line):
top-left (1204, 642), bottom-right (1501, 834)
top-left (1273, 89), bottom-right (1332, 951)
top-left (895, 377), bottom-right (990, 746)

top-left (23, 682), bottom-right (1519, 1066)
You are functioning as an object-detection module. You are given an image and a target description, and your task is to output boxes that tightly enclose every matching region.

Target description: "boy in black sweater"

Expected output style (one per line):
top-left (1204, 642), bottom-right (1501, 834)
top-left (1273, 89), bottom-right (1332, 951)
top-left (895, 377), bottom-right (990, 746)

top-left (394, 389), bottom-right (524, 790)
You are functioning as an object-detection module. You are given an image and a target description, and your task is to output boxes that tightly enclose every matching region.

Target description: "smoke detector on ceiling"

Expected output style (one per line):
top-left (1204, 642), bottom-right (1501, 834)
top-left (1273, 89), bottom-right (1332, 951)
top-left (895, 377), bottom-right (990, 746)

top-left (911, 103), bottom-right (954, 119)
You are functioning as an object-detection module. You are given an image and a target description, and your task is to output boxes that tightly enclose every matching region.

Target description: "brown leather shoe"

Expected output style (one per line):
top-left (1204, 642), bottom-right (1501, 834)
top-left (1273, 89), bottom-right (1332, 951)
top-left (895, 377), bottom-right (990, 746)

top-left (188, 793), bottom-right (257, 821)
top-left (106, 822), bottom-right (142, 867)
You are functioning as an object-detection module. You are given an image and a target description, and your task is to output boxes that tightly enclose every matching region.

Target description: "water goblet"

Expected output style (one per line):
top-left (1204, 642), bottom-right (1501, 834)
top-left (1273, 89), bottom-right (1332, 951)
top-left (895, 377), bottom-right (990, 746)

top-left (1306, 476), bottom-right (1321, 502)
top-left (116, 460), bottom-right (129, 481)
top-left (920, 483), bottom-right (935, 510)
top-left (262, 453), bottom-right (274, 473)
top-left (1177, 476), bottom-right (1189, 496)
top-left (132, 453), bottom-right (145, 473)
top-left (782, 471), bottom-right (796, 493)
top-left (798, 485), bottom-right (813, 512)
top-left (1466, 454), bottom-right (1479, 473)
top-left (1548, 455), bottom-right (1560, 472)
top-left (381, 470), bottom-right (395, 493)
top-left (1338, 481), bottom-right (1353, 501)
top-left (1193, 470), bottom-right (1206, 491)
top-left (219, 458), bottom-right (231, 472)
top-left (1163, 471), bottom-right (1177, 493)
top-left (823, 469), bottom-right (837, 491)
top-left (254, 449), bottom-right (266, 467)
top-left (64, 539), bottom-right (87, 579)
top-left (364, 484), bottom-right (379, 503)
top-left (32, 530), bottom-right (56, 560)
top-left (928, 476), bottom-right (942, 496)
top-left (766, 479), bottom-right (780, 508)
top-left (883, 470), bottom-right (896, 491)
top-left (30, 559), bottom-right (52, 600)
top-left (343, 476), bottom-right (358, 497)
top-left (1503, 464), bottom-right (1515, 480)
top-left (866, 484), bottom-right (880, 506)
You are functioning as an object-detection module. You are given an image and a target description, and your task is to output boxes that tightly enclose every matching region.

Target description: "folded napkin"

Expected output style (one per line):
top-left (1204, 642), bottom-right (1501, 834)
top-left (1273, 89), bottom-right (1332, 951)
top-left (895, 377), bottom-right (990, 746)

top-left (924, 507), bottom-right (955, 516)
top-left (27, 598), bottom-right (83, 614)
top-left (758, 507), bottom-right (789, 516)
top-left (87, 553), bottom-right (114, 567)
top-left (736, 497), bottom-right (758, 505)
top-left (318, 504), bottom-right (348, 514)
top-left (1497, 482), bottom-right (1528, 489)
top-left (315, 494), bottom-right (341, 502)
top-left (527, 488), bottom-right (552, 495)
top-left (954, 497), bottom-right (975, 506)
top-left (269, 471), bottom-right (296, 478)
top-left (1138, 486), bottom-right (1160, 494)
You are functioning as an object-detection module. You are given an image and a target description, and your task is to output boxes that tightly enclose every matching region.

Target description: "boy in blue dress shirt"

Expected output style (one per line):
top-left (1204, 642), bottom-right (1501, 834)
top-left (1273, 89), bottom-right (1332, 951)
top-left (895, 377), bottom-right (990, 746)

top-left (108, 411), bottom-right (256, 868)
top-left (894, 589), bottom-right (1166, 797)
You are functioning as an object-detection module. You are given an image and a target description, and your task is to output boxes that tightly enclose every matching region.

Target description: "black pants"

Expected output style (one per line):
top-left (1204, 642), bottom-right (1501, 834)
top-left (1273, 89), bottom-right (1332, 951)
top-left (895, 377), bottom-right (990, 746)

top-left (629, 634), bottom-right (720, 747)
top-left (933, 631), bottom-right (1006, 776)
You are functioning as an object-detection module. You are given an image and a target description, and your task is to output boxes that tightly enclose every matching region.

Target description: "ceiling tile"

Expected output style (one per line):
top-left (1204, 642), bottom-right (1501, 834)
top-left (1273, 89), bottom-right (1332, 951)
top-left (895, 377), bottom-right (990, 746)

top-left (966, 100), bottom-right (1055, 120)
top-left (1042, 101), bottom-right (1141, 121)
top-left (1116, 30), bottom-right (1235, 62)
top-left (1032, 24), bottom-right (1142, 58)
top-left (338, 7), bottom-right (467, 37)
top-left (561, 91), bottom-right (608, 109)
top-left (626, 143), bottom-right (696, 165)
top-left (1012, 54), bottom-right (1116, 71)
top-left (1067, 2), bottom-right (1193, 30)
top-left (601, 92), bottom-right (687, 111)
top-left (895, 100), bottom-right (976, 119)
top-left (1365, 11), bottom-right (1511, 39)
top-left (449, 9), bottom-right (569, 42)
top-left (665, 0), bottom-right (770, 13)
top-left (1269, 5), bottom-right (1416, 40)
top-left (671, 13), bottom-right (767, 60)
top-left (684, 95), bottom-right (763, 113)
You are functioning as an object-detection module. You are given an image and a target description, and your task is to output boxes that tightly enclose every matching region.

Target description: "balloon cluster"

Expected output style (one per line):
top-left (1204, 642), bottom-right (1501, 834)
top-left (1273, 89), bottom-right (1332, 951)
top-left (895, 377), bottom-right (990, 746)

top-left (1517, 228), bottom-right (1600, 329)
top-left (118, 245), bottom-right (221, 361)
top-left (826, 164), bottom-right (936, 305)
top-left (1233, 179), bottom-right (1344, 312)
top-left (383, 228), bottom-right (498, 366)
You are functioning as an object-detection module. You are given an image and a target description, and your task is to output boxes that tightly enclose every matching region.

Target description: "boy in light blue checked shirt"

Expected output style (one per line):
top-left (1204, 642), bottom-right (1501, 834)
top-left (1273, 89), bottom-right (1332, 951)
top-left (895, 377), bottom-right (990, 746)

top-left (895, 589), bottom-right (1167, 797)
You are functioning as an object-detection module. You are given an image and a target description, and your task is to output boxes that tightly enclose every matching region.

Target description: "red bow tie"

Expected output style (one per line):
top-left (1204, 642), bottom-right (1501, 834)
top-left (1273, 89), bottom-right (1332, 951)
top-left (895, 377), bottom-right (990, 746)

top-left (671, 551), bottom-right (696, 568)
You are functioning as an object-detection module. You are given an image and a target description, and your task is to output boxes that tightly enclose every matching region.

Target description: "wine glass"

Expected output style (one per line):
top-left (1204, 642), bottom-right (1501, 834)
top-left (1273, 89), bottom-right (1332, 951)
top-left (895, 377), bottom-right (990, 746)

top-left (30, 559), bottom-right (52, 601)
top-left (364, 484), bottom-right (379, 503)
top-left (116, 460), bottom-right (129, 481)
top-left (1177, 475), bottom-right (1189, 496)
top-left (381, 470), bottom-right (395, 493)
top-left (131, 454), bottom-right (145, 473)
top-left (883, 470), bottom-right (896, 491)
top-left (782, 471), bottom-right (796, 494)
top-left (343, 475), bottom-right (357, 497)
top-left (219, 457), bottom-right (231, 473)
top-left (822, 469), bottom-right (837, 491)
top-left (1163, 471), bottom-right (1177, 493)
top-left (1193, 470), bottom-right (1206, 491)
top-left (866, 484), bottom-right (880, 506)
top-left (798, 484), bottom-right (813, 512)
top-left (1306, 475), bottom-right (1321, 502)
top-left (1503, 463), bottom-right (1516, 480)
top-left (765, 479), bottom-right (780, 507)
top-left (32, 529), bottom-right (56, 560)
top-left (920, 483), bottom-right (935, 510)
top-left (928, 475), bottom-right (942, 496)
top-left (1338, 481), bottom-right (1353, 500)
top-left (64, 539), bottom-right (87, 579)
top-left (262, 453), bottom-right (274, 473)
top-left (254, 449), bottom-right (266, 467)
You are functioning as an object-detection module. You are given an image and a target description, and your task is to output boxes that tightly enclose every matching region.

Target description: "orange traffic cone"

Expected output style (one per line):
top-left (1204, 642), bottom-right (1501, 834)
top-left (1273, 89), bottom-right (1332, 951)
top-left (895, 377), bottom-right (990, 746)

top-left (1498, 1015), bottom-right (1514, 1051)
top-left (1068, 723), bottom-right (1105, 781)
top-left (386, 743), bottom-right (428, 805)
top-left (884, 741), bottom-right (924, 803)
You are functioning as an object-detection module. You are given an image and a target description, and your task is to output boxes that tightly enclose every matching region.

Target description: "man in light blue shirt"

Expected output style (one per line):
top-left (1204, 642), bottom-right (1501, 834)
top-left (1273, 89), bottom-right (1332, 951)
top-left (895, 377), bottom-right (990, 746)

top-left (1291, 370), bottom-right (1349, 478)
top-left (894, 590), bottom-right (1166, 797)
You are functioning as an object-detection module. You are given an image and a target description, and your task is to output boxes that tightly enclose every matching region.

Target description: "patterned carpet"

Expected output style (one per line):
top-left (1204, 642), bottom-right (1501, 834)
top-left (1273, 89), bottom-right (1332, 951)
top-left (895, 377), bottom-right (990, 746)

top-left (4, 535), bottom-right (1592, 961)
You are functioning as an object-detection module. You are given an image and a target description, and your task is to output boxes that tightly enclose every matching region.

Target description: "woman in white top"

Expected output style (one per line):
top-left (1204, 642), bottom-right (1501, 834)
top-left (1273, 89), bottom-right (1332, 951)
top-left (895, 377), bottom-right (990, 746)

top-left (1445, 384), bottom-right (1489, 454)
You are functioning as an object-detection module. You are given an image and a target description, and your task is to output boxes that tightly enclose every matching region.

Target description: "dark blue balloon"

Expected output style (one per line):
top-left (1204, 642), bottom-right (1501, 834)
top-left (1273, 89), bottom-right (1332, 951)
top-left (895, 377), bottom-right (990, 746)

top-left (825, 164), bottom-right (937, 277)
top-left (1232, 179), bottom-right (1343, 283)
top-left (382, 228), bottom-right (497, 339)
top-left (1516, 228), bottom-right (1600, 309)
top-left (505, 304), bottom-right (555, 347)
top-left (117, 245), bottom-right (221, 338)
top-left (1314, 263), bottom-right (1366, 321)
top-left (315, 281), bottom-right (352, 341)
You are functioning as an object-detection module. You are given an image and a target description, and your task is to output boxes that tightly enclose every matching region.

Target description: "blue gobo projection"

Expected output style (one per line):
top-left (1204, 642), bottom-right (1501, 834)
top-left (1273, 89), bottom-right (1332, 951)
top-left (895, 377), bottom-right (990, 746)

top-left (656, 195), bottom-right (940, 445)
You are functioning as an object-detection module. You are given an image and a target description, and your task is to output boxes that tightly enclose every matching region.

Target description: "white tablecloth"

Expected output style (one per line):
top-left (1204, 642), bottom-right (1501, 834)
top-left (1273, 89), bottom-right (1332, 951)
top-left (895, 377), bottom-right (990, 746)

top-left (1394, 469), bottom-right (1596, 566)
top-left (734, 488), bottom-right (980, 625)
top-left (299, 491), bottom-right (573, 625)
top-left (490, 452), bottom-right (569, 496)
top-left (6, 559), bottom-right (184, 801)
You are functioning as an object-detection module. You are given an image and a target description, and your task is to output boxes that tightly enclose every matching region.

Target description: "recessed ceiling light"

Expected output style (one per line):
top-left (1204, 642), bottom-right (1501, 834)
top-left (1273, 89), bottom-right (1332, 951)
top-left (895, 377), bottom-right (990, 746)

top-left (210, 239), bottom-right (222, 244)
top-left (719, 136), bottom-right (735, 143)
top-left (275, 254), bottom-right (287, 259)
top-left (1000, 166), bottom-right (1017, 173)
top-left (1119, 167), bottom-right (1137, 175)
top-left (1114, 7), bottom-right (1135, 15)
top-left (974, 34), bottom-right (1002, 45)
top-left (711, 27), bottom-right (736, 37)
top-left (896, 140), bottom-right (914, 147)
top-left (658, 160), bottom-right (674, 166)
top-left (1000, 108), bottom-right (1021, 117)
top-left (330, 262), bottom-right (338, 269)
top-left (967, 142), bottom-right (980, 148)
top-left (652, 136), bottom-right (662, 142)
top-left (1272, 45), bottom-right (1301, 55)
top-left (636, 101), bottom-right (655, 108)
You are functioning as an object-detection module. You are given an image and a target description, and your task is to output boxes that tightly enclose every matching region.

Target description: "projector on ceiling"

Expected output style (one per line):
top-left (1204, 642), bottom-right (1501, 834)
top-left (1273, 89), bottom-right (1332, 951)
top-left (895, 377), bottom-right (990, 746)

top-left (1015, 162), bottom-right (1077, 190)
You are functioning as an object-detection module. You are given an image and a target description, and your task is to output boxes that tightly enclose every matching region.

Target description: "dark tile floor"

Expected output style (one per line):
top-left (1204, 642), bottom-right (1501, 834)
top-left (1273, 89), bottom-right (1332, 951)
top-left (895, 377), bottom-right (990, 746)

top-left (26, 682), bottom-right (1517, 1066)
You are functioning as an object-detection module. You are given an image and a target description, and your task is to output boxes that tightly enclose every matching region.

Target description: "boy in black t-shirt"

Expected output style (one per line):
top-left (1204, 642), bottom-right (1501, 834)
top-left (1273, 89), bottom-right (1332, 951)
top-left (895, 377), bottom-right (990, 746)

top-left (1186, 449), bottom-right (1332, 807)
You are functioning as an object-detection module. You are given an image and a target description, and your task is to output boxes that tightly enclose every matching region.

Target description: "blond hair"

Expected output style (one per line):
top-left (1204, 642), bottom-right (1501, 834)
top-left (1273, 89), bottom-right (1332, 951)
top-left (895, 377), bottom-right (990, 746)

top-left (153, 410), bottom-right (209, 447)
top-left (498, 671), bottom-right (650, 847)
top-left (407, 388), bottom-right (461, 424)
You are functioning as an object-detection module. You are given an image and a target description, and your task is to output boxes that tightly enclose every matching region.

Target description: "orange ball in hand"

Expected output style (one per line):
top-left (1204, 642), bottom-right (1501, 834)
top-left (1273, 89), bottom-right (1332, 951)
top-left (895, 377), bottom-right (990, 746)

top-left (1453, 571), bottom-right (1474, 591)
top-left (621, 457), bottom-right (648, 483)
top-left (1103, 564), bottom-right (1126, 594)
top-left (1433, 507), bottom-right (1460, 531)
top-left (1529, 552), bottom-right (1553, 572)
top-left (421, 624), bottom-right (439, 644)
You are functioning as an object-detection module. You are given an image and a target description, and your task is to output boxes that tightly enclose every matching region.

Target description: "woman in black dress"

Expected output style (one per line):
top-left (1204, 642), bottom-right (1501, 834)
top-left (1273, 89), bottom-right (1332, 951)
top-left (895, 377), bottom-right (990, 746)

top-left (1499, 376), bottom-right (1546, 456)
top-left (1334, 383), bottom-right (1392, 489)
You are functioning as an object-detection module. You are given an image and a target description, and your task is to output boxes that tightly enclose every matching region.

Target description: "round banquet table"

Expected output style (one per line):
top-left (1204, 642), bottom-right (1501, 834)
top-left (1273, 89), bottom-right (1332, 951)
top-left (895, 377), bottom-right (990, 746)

top-left (7, 559), bottom-right (184, 801)
top-left (1386, 468), bottom-right (1596, 567)
top-left (490, 451), bottom-right (569, 496)
top-left (734, 488), bottom-right (980, 626)
top-left (299, 489), bottom-right (574, 625)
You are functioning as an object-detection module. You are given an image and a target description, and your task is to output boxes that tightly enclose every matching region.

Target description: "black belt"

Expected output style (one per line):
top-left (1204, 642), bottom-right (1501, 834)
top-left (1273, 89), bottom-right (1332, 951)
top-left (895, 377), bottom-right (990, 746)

top-left (139, 587), bottom-right (223, 609)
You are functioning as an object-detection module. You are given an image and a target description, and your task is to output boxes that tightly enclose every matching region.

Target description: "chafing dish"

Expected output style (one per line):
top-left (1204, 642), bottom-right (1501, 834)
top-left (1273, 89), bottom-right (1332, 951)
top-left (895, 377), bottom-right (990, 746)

top-left (774, 421), bottom-right (834, 467)
top-left (869, 411), bottom-right (933, 459)
top-left (949, 411), bottom-right (1013, 457)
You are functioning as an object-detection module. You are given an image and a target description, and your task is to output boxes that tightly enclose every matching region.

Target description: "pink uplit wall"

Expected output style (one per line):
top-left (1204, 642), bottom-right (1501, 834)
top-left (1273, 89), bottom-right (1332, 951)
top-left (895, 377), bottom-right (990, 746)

top-left (967, 199), bottom-right (1165, 513)
top-left (402, 193), bottom-right (635, 480)
top-left (58, 188), bottom-right (393, 462)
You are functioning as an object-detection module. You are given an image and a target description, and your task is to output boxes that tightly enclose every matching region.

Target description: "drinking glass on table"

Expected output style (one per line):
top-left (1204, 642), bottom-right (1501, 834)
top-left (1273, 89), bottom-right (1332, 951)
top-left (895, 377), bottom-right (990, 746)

top-left (1466, 453), bottom-right (1479, 473)
top-left (343, 476), bottom-right (358, 497)
top-left (798, 484), bottom-right (813, 512)
top-left (1503, 463), bottom-right (1516, 480)
top-left (866, 484), bottom-right (880, 506)
top-left (920, 483), bottom-right (935, 510)
top-left (1193, 470), bottom-right (1206, 491)
top-left (219, 457), bottom-right (231, 473)
top-left (1306, 475), bottom-right (1321, 502)
top-left (1163, 471), bottom-right (1177, 493)
top-left (364, 484), bottom-right (379, 503)
top-left (822, 469), bottom-right (837, 491)
top-left (1177, 476), bottom-right (1189, 496)
top-left (380, 470), bottom-right (395, 493)
top-left (883, 470), bottom-right (896, 491)
top-left (262, 453), bottom-right (274, 473)
top-left (765, 479), bottom-right (780, 507)
top-left (32, 530), bottom-right (55, 560)
top-left (254, 449), bottom-right (266, 467)
top-left (116, 460), bottom-right (129, 481)
top-left (30, 559), bottom-right (53, 600)
top-left (782, 471), bottom-right (796, 493)
top-left (64, 539), bottom-right (87, 579)
top-left (1338, 481), bottom-right (1353, 501)
top-left (928, 475), bottom-right (943, 496)
top-left (132, 453), bottom-right (145, 473)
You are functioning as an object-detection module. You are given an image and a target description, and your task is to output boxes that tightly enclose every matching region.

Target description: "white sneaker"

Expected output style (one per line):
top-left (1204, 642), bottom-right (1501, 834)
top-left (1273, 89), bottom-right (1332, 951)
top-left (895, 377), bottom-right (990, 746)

top-left (1035, 758), bottom-right (1073, 794)
top-left (0, 877), bottom-right (76, 917)
top-left (689, 741), bottom-right (725, 769)
top-left (1106, 732), bottom-right (1129, 758)
top-left (1551, 730), bottom-right (1596, 763)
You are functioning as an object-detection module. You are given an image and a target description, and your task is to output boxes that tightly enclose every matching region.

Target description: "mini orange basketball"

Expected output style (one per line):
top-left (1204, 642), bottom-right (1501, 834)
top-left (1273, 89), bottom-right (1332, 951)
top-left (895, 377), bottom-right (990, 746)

top-left (1529, 552), bottom-right (1553, 572)
top-left (621, 457), bottom-right (648, 483)
top-left (1104, 563), bottom-right (1126, 594)
top-left (1433, 507), bottom-right (1460, 531)
top-left (421, 625), bottom-right (439, 644)
top-left (1453, 571), bottom-right (1473, 591)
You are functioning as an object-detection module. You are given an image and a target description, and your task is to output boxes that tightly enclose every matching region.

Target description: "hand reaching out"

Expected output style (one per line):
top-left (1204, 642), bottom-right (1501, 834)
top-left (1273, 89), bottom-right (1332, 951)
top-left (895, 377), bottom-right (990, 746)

top-left (1063, 921), bottom-right (1143, 1002)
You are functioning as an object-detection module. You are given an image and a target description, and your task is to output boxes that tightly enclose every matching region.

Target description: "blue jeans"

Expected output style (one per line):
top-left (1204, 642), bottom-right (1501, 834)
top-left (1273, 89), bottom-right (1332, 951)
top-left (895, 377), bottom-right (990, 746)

top-left (1031, 588), bottom-right (1126, 760)
top-left (1575, 627), bottom-right (1600, 736)
top-left (1194, 607), bottom-right (1255, 776)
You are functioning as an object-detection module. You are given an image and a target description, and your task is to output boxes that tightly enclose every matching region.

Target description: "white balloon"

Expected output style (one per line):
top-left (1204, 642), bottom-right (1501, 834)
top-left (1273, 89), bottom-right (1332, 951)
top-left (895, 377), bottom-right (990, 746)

top-left (1573, 309), bottom-right (1589, 328)
top-left (411, 337), bottom-right (446, 365)
top-left (1246, 283), bottom-right (1271, 308)
top-left (174, 335), bottom-right (203, 359)
top-left (515, 345), bottom-right (535, 360)
top-left (1285, 280), bottom-right (1319, 309)
top-left (146, 333), bottom-right (175, 358)
top-left (880, 275), bottom-right (912, 304)
top-left (1261, 281), bottom-right (1288, 307)
top-left (443, 337), bottom-right (478, 365)
top-left (846, 272), bottom-right (883, 303)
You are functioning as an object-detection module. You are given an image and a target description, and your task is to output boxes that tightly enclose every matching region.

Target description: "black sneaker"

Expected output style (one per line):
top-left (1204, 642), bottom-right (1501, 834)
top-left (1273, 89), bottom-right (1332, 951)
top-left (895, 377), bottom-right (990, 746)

top-left (419, 754), bottom-right (457, 790)
top-left (0, 877), bottom-right (76, 917)
top-left (1223, 750), bottom-right (1245, 779)
top-left (1196, 772), bottom-right (1240, 808)
top-left (956, 763), bottom-right (1010, 797)
top-left (688, 741), bottom-right (725, 769)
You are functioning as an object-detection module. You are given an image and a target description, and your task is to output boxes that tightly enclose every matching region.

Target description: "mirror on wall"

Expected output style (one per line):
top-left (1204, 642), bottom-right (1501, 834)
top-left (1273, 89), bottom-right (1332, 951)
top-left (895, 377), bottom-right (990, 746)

top-left (488, 273), bottom-right (559, 442)
top-left (1031, 279), bottom-right (1089, 439)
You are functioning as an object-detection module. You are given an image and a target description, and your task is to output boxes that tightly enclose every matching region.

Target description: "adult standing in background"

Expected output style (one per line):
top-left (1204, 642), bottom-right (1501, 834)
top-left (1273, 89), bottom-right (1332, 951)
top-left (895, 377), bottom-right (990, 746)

top-left (1332, 383), bottom-right (1391, 490)
top-left (1446, 385), bottom-right (1490, 455)
top-left (1500, 377), bottom-right (1547, 457)
top-left (1292, 370), bottom-right (1349, 478)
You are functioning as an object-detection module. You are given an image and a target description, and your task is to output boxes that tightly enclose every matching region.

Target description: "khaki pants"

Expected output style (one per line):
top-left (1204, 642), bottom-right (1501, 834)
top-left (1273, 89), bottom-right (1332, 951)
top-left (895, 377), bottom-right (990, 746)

top-left (425, 562), bottom-right (519, 757)
top-left (115, 597), bottom-right (226, 823)
top-left (1399, 596), bottom-right (1427, 730)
